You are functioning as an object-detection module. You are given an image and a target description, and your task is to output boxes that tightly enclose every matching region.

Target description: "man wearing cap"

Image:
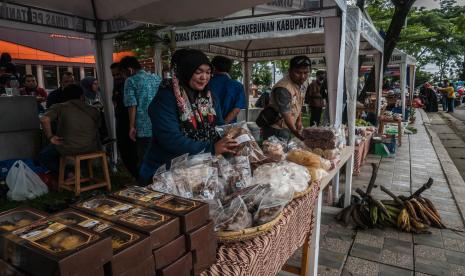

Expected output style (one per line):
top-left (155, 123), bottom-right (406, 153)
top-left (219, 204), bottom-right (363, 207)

top-left (262, 55), bottom-right (310, 140)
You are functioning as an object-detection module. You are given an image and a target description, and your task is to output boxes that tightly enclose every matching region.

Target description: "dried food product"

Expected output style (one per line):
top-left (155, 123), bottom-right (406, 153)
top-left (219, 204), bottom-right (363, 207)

top-left (0, 209), bottom-right (47, 233)
top-left (216, 122), bottom-right (266, 163)
top-left (319, 157), bottom-right (332, 171)
top-left (252, 161), bottom-right (310, 193)
top-left (307, 167), bottom-right (329, 182)
top-left (218, 156), bottom-right (252, 195)
top-left (262, 136), bottom-right (286, 162)
top-left (287, 149), bottom-right (321, 168)
top-left (302, 127), bottom-right (337, 140)
top-left (215, 197), bottom-right (252, 231)
top-left (253, 187), bottom-right (293, 225)
top-left (241, 184), bottom-right (271, 213)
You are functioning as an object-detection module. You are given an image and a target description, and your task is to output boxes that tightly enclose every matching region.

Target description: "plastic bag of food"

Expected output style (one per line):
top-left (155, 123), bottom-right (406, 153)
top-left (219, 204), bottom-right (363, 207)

top-left (215, 122), bottom-right (266, 163)
top-left (287, 149), bottom-right (321, 169)
top-left (253, 186), bottom-right (294, 225)
top-left (194, 167), bottom-right (219, 200)
top-left (203, 198), bottom-right (223, 223)
top-left (151, 166), bottom-right (176, 195)
top-left (241, 184), bottom-right (270, 213)
top-left (252, 161), bottom-right (310, 193)
top-left (215, 197), bottom-right (253, 231)
top-left (319, 157), bottom-right (332, 171)
top-left (307, 167), bottom-right (329, 182)
top-left (171, 153), bottom-right (188, 169)
top-left (262, 136), bottom-right (286, 162)
top-left (218, 156), bottom-right (252, 195)
top-left (187, 152), bottom-right (213, 167)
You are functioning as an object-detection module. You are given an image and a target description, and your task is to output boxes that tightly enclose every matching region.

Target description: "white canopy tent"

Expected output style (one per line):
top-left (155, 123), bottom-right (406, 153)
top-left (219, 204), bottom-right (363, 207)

top-left (361, 49), bottom-right (417, 119)
top-left (0, 0), bottom-right (273, 163)
top-left (161, 4), bottom-right (384, 208)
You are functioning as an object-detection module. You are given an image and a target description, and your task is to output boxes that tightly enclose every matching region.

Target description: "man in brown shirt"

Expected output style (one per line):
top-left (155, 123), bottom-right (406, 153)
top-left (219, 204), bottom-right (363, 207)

top-left (38, 84), bottom-right (100, 176)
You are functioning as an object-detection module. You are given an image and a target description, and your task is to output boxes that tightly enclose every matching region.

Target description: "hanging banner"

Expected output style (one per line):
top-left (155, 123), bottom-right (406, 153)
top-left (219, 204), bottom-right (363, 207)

top-left (189, 44), bottom-right (245, 59)
top-left (0, 2), bottom-right (91, 33)
top-left (248, 45), bottom-right (325, 60)
top-left (360, 17), bottom-right (384, 52)
top-left (170, 15), bottom-right (324, 47)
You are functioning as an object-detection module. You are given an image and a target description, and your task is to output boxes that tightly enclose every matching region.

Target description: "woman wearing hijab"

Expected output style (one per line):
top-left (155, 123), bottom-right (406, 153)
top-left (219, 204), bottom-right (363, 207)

top-left (424, 82), bottom-right (438, 112)
top-left (139, 49), bottom-right (238, 184)
top-left (80, 76), bottom-right (110, 142)
top-left (81, 77), bottom-right (103, 107)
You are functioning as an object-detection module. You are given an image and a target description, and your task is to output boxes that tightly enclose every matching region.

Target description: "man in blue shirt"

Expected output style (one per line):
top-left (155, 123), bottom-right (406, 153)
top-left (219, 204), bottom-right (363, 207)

top-left (120, 56), bottom-right (161, 168)
top-left (209, 56), bottom-right (246, 124)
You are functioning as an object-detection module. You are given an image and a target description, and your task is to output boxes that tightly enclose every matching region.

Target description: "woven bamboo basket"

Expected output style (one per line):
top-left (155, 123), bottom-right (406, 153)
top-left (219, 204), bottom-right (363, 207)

top-left (217, 212), bottom-right (283, 243)
top-left (293, 181), bottom-right (318, 199)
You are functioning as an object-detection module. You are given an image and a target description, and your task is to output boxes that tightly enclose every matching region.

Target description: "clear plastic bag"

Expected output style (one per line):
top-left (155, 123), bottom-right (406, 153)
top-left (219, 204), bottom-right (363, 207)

top-left (286, 149), bottom-right (321, 169)
top-left (215, 122), bottom-right (266, 163)
top-left (241, 184), bottom-right (270, 213)
top-left (262, 136), bottom-right (286, 162)
top-left (253, 161), bottom-right (311, 193)
top-left (215, 196), bottom-right (253, 231)
top-left (187, 152), bottom-right (213, 167)
top-left (171, 153), bottom-right (188, 169)
top-left (218, 156), bottom-right (252, 195)
top-left (253, 186), bottom-right (293, 226)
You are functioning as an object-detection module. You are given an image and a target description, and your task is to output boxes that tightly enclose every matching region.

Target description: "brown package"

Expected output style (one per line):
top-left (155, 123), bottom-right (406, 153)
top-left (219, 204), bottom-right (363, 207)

top-left (112, 187), bottom-right (209, 233)
top-left (156, 252), bottom-right (192, 276)
top-left (186, 220), bottom-right (217, 275)
top-left (1, 219), bottom-right (112, 276)
top-left (0, 207), bottom-right (48, 234)
top-left (153, 235), bottom-right (186, 269)
top-left (0, 258), bottom-right (26, 276)
top-left (119, 256), bottom-right (155, 276)
top-left (73, 196), bottom-right (180, 249)
top-left (49, 210), bottom-right (152, 276)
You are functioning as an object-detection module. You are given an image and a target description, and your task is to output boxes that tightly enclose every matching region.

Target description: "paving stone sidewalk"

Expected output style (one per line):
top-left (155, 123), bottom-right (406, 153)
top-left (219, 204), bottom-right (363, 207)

top-left (281, 109), bottom-right (465, 276)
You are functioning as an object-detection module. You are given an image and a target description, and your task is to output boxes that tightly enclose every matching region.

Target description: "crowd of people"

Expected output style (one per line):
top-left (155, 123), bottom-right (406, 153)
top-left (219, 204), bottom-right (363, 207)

top-left (1, 49), bottom-right (330, 186)
top-left (419, 79), bottom-right (460, 113)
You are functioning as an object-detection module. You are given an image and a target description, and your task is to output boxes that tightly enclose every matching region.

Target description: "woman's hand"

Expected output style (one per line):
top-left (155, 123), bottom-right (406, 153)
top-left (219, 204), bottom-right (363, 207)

top-left (214, 136), bottom-right (239, 155)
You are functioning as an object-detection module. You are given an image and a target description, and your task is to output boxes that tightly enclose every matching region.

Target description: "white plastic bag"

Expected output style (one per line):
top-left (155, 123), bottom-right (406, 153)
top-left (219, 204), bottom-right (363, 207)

top-left (6, 160), bottom-right (48, 201)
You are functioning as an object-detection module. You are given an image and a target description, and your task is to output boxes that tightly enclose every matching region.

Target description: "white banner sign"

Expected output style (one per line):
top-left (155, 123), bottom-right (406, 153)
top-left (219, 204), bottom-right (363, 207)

top-left (361, 17), bottom-right (384, 52)
top-left (248, 45), bottom-right (325, 60)
top-left (172, 16), bottom-right (324, 47)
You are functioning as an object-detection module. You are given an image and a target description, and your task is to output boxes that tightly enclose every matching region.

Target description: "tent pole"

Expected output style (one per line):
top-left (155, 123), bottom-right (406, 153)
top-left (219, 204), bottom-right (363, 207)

top-left (343, 7), bottom-right (361, 208)
top-left (324, 13), bottom-right (346, 207)
top-left (409, 65), bottom-right (415, 115)
top-left (154, 34), bottom-right (163, 75)
top-left (95, 36), bottom-right (117, 171)
top-left (374, 52), bottom-right (383, 118)
top-left (400, 64), bottom-right (406, 120)
top-left (243, 52), bottom-right (251, 121)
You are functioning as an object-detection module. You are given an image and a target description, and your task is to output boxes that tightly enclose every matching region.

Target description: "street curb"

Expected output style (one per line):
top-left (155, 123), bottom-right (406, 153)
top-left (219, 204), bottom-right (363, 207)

top-left (420, 109), bottom-right (465, 228)
top-left (439, 112), bottom-right (465, 142)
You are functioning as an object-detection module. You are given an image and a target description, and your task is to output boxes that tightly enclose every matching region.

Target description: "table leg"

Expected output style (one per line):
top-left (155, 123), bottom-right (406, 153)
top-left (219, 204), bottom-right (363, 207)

top-left (332, 172), bottom-right (339, 205)
top-left (397, 121), bottom-right (402, 146)
top-left (344, 155), bottom-right (354, 207)
top-left (306, 190), bottom-right (323, 276)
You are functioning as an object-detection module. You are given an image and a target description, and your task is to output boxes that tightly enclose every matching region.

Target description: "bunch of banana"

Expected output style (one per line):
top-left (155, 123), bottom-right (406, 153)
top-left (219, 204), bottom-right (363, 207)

top-left (335, 197), bottom-right (393, 230)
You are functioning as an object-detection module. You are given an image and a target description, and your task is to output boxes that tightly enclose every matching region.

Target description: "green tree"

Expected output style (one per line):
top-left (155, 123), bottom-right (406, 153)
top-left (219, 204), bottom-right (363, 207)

top-left (252, 62), bottom-right (272, 86)
top-left (230, 61), bottom-right (243, 81)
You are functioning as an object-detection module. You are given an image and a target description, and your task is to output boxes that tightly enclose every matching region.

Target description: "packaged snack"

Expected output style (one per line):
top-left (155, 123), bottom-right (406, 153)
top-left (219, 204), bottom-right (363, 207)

top-left (151, 170), bottom-right (178, 195)
top-left (307, 167), bottom-right (329, 182)
top-left (262, 136), bottom-right (285, 162)
top-left (253, 161), bottom-right (310, 193)
top-left (187, 153), bottom-right (213, 167)
top-left (215, 197), bottom-right (252, 231)
top-left (216, 122), bottom-right (266, 163)
top-left (319, 157), bottom-right (332, 171)
top-left (241, 184), bottom-right (270, 213)
top-left (218, 156), bottom-right (252, 195)
top-left (286, 149), bottom-right (321, 168)
top-left (253, 186), bottom-right (293, 225)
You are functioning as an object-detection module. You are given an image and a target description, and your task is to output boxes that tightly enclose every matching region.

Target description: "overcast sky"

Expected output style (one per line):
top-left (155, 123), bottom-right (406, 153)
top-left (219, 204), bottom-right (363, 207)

top-left (413, 0), bottom-right (465, 9)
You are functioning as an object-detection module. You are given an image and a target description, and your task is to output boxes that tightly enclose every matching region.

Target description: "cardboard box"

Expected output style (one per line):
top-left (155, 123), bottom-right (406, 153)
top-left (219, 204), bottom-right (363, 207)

top-left (0, 207), bottom-right (48, 234)
top-left (1, 219), bottom-right (112, 276)
top-left (186, 220), bottom-right (217, 275)
top-left (73, 196), bottom-right (180, 249)
top-left (49, 210), bottom-right (152, 276)
top-left (156, 252), bottom-right (192, 276)
top-left (0, 258), bottom-right (26, 276)
top-left (119, 255), bottom-right (155, 276)
top-left (153, 235), bottom-right (186, 269)
top-left (112, 186), bottom-right (209, 232)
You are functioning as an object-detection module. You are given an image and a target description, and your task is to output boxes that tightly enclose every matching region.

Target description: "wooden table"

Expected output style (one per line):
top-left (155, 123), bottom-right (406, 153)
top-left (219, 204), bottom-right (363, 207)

top-left (284, 146), bottom-right (354, 276)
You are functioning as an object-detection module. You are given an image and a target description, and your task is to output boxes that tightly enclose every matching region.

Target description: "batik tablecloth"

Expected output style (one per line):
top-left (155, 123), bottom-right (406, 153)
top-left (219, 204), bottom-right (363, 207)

top-left (201, 182), bottom-right (320, 276)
